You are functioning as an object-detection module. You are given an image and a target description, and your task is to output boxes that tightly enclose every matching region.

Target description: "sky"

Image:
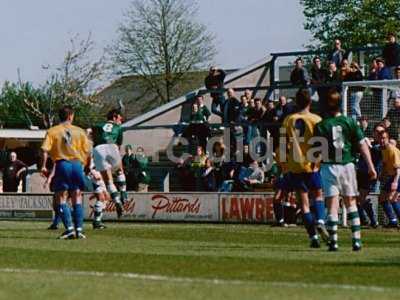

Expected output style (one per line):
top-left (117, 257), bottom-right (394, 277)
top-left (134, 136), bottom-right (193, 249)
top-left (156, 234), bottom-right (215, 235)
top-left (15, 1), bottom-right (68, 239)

top-left (0, 0), bottom-right (311, 86)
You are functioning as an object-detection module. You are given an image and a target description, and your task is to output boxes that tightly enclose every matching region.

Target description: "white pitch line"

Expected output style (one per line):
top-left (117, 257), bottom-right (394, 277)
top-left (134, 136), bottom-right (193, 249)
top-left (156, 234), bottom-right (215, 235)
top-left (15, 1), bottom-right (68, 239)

top-left (0, 268), bottom-right (396, 293)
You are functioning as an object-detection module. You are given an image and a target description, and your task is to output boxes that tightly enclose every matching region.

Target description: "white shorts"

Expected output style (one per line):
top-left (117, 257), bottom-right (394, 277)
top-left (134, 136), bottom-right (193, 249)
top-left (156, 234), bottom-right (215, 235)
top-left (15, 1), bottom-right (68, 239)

top-left (93, 144), bottom-right (122, 172)
top-left (320, 163), bottom-right (358, 198)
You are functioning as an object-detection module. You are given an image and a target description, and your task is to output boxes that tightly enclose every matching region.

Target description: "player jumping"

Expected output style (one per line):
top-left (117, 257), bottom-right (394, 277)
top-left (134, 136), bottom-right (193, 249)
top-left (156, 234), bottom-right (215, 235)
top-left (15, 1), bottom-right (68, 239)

top-left (92, 109), bottom-right (126, 218)
top-left (282, 89), bottom-right (329, 248)
top-left (41, 105), bottom-right (91, 239)
top-left (314, 90), bottom-right (376, 251)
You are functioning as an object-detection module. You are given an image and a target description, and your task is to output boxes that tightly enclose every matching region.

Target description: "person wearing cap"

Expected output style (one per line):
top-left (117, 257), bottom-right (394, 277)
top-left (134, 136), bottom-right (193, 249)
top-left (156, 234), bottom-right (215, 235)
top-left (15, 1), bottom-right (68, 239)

top-left (382, 33), bottom-right (400, 76)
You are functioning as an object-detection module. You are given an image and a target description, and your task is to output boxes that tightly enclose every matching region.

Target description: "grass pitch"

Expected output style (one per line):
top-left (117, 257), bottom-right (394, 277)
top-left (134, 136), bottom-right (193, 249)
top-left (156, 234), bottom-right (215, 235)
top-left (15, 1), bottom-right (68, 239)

top-left (0, 221), bottom-right (399, 300)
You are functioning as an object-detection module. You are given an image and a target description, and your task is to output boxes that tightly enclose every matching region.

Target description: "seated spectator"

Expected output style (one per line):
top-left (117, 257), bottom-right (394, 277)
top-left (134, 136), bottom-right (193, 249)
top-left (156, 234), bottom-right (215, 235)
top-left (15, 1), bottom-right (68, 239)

top-left (385, 98), bottom-right (400, 141)
top-left (310, 56), bottom-right (326, 100)
top-left (182, 94), bottom-right (211, 151)
top-left (328, 39), bottom-right (347, 68)
top-left (189, 146), bottom-right (208, 191)
top-left (346, 62), bottom-right (364, 120)
top-left (211, 141), bottom-right (226, 189)
top-left (2, 152), bottom-right (27, 192)
top-left (376, 58), bottom-right (392, 80)
top-left (132, 147), bottom-right (151, 192)
top-left (205, 66), bottom-right (226, 120)
top-left (382, 33), bottom-right (400, 75)
top-left (237, 159), bottom-right (265, 191)
top-left (201, 158), bottom-right (217, 191)
top-left (290, 57), bottom-right (309, 87)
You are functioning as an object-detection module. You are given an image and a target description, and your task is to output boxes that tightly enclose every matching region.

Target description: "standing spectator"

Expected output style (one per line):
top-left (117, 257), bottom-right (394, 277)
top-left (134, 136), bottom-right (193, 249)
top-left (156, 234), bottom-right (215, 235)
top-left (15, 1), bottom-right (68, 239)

top-left (211, 141), bottom-right (226, 189)
top-left (290, 57), bottom-right (309, 87)
top-left (244, 89), bottom-right (254, 102)
top-left (328, 39), bottom-right (347, 68)
top-left (248, 98), bottom-right (266, 154)
top-left (385, 98), bottom-right (400, 141)
top-left (368, 58), bottom-right (379, 80)
top-left (346, 62), bottom-right (364, 120)
top-left (201, 158), bottom-right (217, 191)
top-left (223, 88), bottom-right (241, 124)
top-left (273, 96), bottom-right (297, 123)
top-left (310, 56), bottom-right (326, 100)
top-left (321, 62), bottom-right (341, 115)
top-left (132, 147), bottom-right (151, 192)
top-left (122, 145), bottom-right (137, 191)
top-left (339, 59), bottom-right (351, 81)
top-left (389, 66), bottom-right (400, 100)
top-left (382, 33), bottom-right (400, 75)
top-left (376, 58), bottom-right (392, 80)
top-left (2, 152), bottom-right (27, 192)
top-left (360, 116), bottom-right (372, 138)
top-left (239, 94), bottom-right (252, 145)
top-left (182, 94), bottom-right (211, 151)
top-left (205, 66), bottom-right (226, 120)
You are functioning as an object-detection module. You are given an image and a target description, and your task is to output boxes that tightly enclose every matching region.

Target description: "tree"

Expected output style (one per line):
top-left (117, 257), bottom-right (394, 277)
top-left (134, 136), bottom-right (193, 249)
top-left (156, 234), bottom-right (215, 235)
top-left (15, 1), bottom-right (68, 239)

top-left (0, 34), bottom-right (105, 129)
top-left (109, 0), bottom-right (216, 104)
top-left (300, 0), bottom-right (400, 50)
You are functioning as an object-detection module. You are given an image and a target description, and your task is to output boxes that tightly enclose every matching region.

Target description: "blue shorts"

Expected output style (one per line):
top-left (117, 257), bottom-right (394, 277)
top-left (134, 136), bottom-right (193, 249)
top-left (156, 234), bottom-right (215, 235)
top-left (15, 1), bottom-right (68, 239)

top-left (53, 160), bottom-right (86, 192)
top-left (290, 172), bottom-right (322, 192)
top-left (381, 176), bottom-right (400, 193)
top-left (274, 173), bottom-right (293, 192)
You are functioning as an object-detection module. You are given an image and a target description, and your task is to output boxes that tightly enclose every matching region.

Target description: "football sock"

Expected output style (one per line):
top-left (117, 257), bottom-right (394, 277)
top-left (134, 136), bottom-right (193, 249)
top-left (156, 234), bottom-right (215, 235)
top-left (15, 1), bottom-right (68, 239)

top-left (391, 202), bottom-right (400, 219)
top-left (94, 200), bottom-right (104, 222)
top-left (362, 200), bottom-right (377, 225)
top-left (382, 201), bottom-right (398, 224)
top-left (273, 202), bottom-right (284, 224)
top-left (314, 199), bottom-right (326, 225)
top-left (58, 203), bottom-right (74, 231)
top-left (72, 204), bottom-right (84, 232)
top-left (326, 214), bottom-right (338, 244)
top-left (115, 173), bottom-right (127, 202)
top-left (303, 212), bottom-right (317, 239)
top-left (107, 183), bottom-right (121, 204)
top-left (347, 205), bottom-right (361, 245)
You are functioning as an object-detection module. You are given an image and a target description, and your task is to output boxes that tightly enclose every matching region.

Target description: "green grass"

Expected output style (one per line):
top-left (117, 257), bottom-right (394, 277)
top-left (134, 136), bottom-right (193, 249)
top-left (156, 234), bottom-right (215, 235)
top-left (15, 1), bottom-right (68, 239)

top-left (0, 221), bottom-right (399, 300)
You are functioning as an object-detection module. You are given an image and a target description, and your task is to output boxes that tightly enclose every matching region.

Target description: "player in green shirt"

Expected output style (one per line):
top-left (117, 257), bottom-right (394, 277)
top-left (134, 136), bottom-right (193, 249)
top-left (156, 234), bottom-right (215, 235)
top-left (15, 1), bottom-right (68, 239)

top-left (92, 109), bottom-right (126, 218)
top-left (313, 90), bottom-right (376, 251)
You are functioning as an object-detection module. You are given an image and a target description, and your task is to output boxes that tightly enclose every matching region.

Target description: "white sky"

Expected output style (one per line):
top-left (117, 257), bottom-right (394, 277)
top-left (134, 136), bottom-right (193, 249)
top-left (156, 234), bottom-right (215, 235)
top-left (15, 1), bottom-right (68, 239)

top-left (0, 0), bottom-right (311, 86)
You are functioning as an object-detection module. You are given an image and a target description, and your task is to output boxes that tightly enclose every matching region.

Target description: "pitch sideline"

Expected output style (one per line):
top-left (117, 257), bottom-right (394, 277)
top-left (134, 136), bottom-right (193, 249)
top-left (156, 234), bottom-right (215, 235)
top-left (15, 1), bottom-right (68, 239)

top-left (0, 267), bottom-right (396, 293)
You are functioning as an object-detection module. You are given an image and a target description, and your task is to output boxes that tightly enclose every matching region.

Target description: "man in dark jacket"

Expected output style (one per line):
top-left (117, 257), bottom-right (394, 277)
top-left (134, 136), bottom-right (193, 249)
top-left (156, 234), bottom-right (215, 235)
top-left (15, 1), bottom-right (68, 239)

top-left (2, 152), bottom-right (27, 192)
top-left (385, 98), bottom-right (400, 141)
top-left (328, 39), bottom-right (347, 68)
top-left (383, 33), bottom-right (400, 75)
top-left (205, 66), bottom-right (226, 120)
top-left (290, 57), bottom-right (309, 87)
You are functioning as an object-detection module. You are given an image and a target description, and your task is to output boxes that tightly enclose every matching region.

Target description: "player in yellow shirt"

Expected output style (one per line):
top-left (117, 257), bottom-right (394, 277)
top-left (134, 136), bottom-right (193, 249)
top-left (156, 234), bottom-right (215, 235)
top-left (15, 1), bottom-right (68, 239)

top-left (282, 89), bottom-right (328, 248)
top-left (378, 130), bottom-right (400, 227)
top-left (41, 106), bottom-right (91, 239)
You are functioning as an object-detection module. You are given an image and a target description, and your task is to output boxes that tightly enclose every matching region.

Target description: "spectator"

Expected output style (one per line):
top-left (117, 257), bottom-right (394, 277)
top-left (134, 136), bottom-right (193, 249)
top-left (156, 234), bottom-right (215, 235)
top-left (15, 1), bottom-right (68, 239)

top-left (385, 98), bottom-right (400, 141)
top-left (360, 116), bottom-right (372, 138)
top-left (382, 33), bottom-right (400, 75)
top-left (273, 96), bottom-right (297, 123)
top-left (376, 58), bottom-right (392, 80)
top-left (205, 66), bottom-right (226, 120)
top-left (237, 159), bottom-right (265, 191)
top-left (122, 145), bottom-right (137, 191)
top-left (346, 62), bottom-right (364, 120)
top-left (2, 152), bottom-right (27, 192)
top-left (239, 94), bottom-right (252, 145)
top-left (389, 66), bottom-right (400, 100)
top-left (132, 147), bottom-right (151, 192)
top-left (223, 88), bottom-right (241, 124)
top-left (201, 158), bottom-right (217, 191)
top-left (211, 141), bottom-right (226, 189)
top-left (189, 146), bottom-right (208, 191)
top-left (321, 61), bottom-right (341, 115)
top-left (249, 98), bottom-right (255, 109)
top-left (244, 89), bottom-right (254, 102)
top-left (248, 98), bottom-right (266, 154)
top-left (290, 57), bottom-right (309, 87)
top-left (328, 39), bottom-right (347, 68)
top-left (368, 58), bottom-right (379, 80)
top-left (182, 94), bottom-right (211, 151)
top-left (339, 59), bottom-right (351, 81)
top-left (310, 56), bottom-right (326, 100)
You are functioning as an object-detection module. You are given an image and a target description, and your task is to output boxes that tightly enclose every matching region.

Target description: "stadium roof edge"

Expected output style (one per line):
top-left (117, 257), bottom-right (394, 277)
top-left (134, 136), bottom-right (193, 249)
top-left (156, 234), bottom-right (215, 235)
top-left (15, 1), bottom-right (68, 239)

top-left (122, 55), bottom-right (272, 129)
